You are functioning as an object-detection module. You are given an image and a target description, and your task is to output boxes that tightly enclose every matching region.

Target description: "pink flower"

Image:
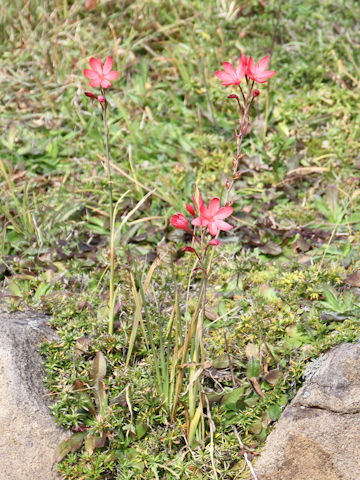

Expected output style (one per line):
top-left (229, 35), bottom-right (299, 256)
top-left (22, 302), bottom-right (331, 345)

top-left (215, 54), bottom-right (247, 86)
top-left (170, 213), bottom-right (191, 232)
top-left (247, 56), bottom-right (276, 83)
top-left (192, 198), bottom-right (233, 236)
top-left (83, 56), bottom-right (119, 89)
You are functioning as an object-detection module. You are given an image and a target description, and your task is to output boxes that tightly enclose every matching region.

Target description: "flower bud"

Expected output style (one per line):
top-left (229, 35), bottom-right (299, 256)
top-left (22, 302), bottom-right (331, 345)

top-left (228, 94), bottom-right (239, 99)
top-left (185, 203), bottom-right (195, 216)
top-left (233, 171), bottom-right (242, 180)
top-left (170, 213), bottom-right (190, 231)
top-left (85, 92), bottom-right (105, 105)
top-left (181, 246), bottom-right (196, 253)
top-left (226, 178), bottom-right (231, 190)
top-left (208, 239), bottom-right (220, 246)
top-left (253, 89), bottom-right (260, 97)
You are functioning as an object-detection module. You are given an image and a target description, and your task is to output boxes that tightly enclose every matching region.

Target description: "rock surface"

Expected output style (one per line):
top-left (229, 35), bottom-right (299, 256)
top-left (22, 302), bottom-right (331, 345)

top-left (0, 309), bottom-right (67, 480)
top-left (250, 341), bottom-right (360, 480)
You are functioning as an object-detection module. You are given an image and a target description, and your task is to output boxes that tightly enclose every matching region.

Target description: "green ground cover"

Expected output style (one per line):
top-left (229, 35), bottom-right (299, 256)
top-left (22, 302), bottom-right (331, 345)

top-left (1, 0), bottom-right (360, 478)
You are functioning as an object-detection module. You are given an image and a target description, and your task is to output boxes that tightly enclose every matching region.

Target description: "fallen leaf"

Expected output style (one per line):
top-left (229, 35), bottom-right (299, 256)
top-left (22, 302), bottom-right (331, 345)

top-left (260, 241), bottom-right (282, 256)
top-left (285, 166), bottom-right (329, 179)
top-left (264, 369), bottom-right (281, 385)
top-left (249, 377), bottom-right (265, 397)
top-left (345, 271), bottom-right (360, 287)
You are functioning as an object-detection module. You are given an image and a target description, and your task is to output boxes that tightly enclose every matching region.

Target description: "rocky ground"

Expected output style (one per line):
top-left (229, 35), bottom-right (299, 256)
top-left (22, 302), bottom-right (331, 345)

top-left (0, 309), bottom-right (67, 480)
top-left (250, 341), bottom-right (360, 480)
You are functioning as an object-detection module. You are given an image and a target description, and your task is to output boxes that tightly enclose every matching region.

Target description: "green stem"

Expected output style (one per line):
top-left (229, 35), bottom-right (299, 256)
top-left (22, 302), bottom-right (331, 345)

top-left (171, 278), bottom-right (205, 423)
top-left (101, 91), bottom-right (115, 335)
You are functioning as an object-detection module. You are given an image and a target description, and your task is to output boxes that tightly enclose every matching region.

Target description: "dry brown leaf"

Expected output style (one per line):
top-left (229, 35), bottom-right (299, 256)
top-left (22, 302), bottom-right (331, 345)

top-left (286, 166), bottom-right (329, 179)
top-left (345, 271), bottom-right (360, 287)
top-left (249, 377), bottom-right (265, 397)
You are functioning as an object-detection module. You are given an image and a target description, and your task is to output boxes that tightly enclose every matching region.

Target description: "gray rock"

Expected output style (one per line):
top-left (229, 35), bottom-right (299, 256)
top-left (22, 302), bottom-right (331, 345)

top-left (0, 309), bottom-right (68, 480)
top-left (249, 342), bottom-right (360, 480)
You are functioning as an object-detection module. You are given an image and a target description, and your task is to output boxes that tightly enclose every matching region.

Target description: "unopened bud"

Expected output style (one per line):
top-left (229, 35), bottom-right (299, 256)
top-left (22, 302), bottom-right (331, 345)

top-left (225, 178), bottom-right (231, 190)
top-left (209, 239), bottom-right (220, 246)
top-left (228, 94), bottom-right (239, 99)
top-left (253, 89), bottom-right (260, 97)
top-left (185, 203), bottom-right (195, 216)
top-left (85, 92), bottom-right (105, 105)
top-left (237, 152), bottom-right (246, 162)
top-left (232, 156), bottom-right (237, 168)
top-left (181, 246), bottom-right (196, 254)
top-left (170, 213), bottom-right (190, 232)
top-left (233, 171), bottom-right (242, 180)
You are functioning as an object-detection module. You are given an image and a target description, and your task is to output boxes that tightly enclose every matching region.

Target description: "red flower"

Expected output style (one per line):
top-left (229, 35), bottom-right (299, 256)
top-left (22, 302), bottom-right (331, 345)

top-left (215, 54), bottom-right (247, 86)
top-left (83, 56), bottom-right (119, 89)
top-left (192, 198), bottom-right (233, 236)
top-left (170, 213), bottom-right (191, 232)
top-left (247, 56), bottom-right (276, 83)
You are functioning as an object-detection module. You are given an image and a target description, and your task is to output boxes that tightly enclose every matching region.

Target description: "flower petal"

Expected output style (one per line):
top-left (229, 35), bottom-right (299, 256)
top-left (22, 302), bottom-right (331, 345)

top-left (83, 69), bottom-right (99, 79)
top-left (89, 57), bottom-right (103, 75)
top-left (105, 70), bottom-right (119, 80)
top-left (255, 70), bottom-right (276, 82)
top-left (222, 62), bottom-right (236, 75)
top-left (214, 206), bottom-right (233, 220)
top-left (247, 56), bottom-right (255, 77)
top-left (191, 217), bottom-right (204, 226)
top-left (103, 56), bottom-right (113, 74)
top-left (215, 71), bottom-right (233, 82)
top-left (257, 55), bottom-right (269, 71)
top-left (101, 79), bottom-right (112, 88)
top-left (199, 203), bottom-right (210, 219)
top-left (236, 55), bottom-right (246, 77)
top-left (208, 198), bottom-right (220, 217)
top-left (208, 221), bottom-right (218, 236)
top-left (89, 78), bottom-right (101, 87)
top-left (215, 220), bottom-right (233, 231)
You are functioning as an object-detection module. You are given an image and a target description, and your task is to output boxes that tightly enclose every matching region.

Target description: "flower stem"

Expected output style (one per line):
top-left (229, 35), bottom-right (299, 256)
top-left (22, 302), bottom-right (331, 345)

top-left (101, 90), bottom-right (115, 335)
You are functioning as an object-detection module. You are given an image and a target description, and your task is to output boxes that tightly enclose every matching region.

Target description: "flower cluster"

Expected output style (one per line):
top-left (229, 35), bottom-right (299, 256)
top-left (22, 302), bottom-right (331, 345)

top-left (215, 53), bottom-right (275, 86)
top-left (170, 187), bottom-right (233, 254)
